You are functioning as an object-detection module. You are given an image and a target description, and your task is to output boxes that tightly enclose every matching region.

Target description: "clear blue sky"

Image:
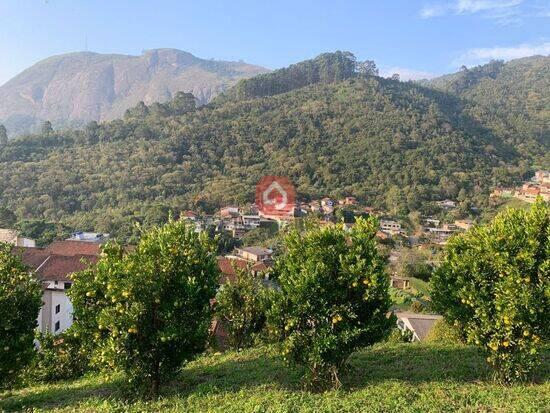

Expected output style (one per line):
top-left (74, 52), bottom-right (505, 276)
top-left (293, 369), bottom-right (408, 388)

top-left (0, 0), bottom-right (548, 85)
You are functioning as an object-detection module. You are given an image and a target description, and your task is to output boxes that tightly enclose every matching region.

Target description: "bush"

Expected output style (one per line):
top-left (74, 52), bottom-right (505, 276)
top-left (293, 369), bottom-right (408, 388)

top-left (268, 218), bottom-right (394, 389)
top-left (0, 243), bottom-right (42, 388)
top-left (27, 330), bottom-right (89, 383)
top-left (386, 327), bottom-right (413, 343)
top-left (431, 199), bottom-right (549, 383)
top-left (215, 265), bottom-right (268, 349)
top-left (410, 300), bottom-right (426, 313)
top-left (424, 320), bottom-right (463, 344)
top-left (69, 220), bottom-right (220, 397)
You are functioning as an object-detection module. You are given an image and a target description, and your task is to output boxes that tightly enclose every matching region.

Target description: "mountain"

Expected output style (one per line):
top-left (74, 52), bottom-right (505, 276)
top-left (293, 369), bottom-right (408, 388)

top-left (427, 55), bottom-right (550, 163)
top-left (2, 51), bottom-right (541, 242)
top-left (0, 49), bottom-right (269, 136)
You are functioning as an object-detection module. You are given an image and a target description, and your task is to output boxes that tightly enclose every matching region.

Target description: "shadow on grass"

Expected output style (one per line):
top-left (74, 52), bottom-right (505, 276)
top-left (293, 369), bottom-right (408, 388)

top-left (0, 375), bottom-right (127, 412)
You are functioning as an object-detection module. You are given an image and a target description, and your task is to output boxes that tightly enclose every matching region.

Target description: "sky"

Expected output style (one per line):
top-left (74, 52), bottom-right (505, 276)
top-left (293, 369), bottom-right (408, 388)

top-left (0, 0), bottom-right (549, 85)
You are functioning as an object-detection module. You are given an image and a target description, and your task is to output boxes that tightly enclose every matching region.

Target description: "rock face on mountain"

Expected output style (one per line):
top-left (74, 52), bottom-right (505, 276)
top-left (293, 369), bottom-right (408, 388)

top-left (0, 49), bottom-right (269, 136)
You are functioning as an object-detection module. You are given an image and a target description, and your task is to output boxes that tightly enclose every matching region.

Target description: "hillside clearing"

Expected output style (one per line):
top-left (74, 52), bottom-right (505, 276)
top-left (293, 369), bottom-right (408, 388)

top-left (1, 343), bottom-right (548, 412)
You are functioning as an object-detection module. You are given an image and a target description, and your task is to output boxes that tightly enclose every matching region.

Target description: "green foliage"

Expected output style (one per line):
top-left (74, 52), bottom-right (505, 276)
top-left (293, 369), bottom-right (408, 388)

top-left (0, 243), bottom-right (42, 388)
top-left (15, 219), bottom-right (73, 247)
top-left (241, 226), bottom-right (278, 247)
top-left (69, 219), bottom-right (220, 397)
top-left (220, 51), bottom-right (358, 101)
top-left (393, 248), bottom-right (434, 281)
top-left (424, 319), bottom-right (463, 344)
top-left (215, 266), bottom-right (268, 349)
top-left (386, 327), bottom-right (413, 343)
top-left (430, 56), bottom-right (549, 161)
top-left (27, 331), bottom-right (90, 383)
top-left (0, 206), bottom-right (16, 227)
top-left (0, 124), bottom-right (7, 146)
top-left (431, 199), bottom-right (549, 383)
top-left (268, 218), bottom-right (394, 389)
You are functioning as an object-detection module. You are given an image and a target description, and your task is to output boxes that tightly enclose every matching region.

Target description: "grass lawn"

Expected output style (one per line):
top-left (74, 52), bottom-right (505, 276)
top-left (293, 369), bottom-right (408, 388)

top-left (1, 342), bottom-right (548, 412)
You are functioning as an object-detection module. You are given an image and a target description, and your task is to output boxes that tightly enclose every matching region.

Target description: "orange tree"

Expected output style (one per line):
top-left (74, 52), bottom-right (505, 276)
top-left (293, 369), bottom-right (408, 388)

top-left (431, 199), bottom-right (549, 383)
top-left (268, 217), bottom-right (393, 389)
top-left (215, 265), bottom-right (268, 349)
top-left (69, 220), bottom-right (219, 397)
top-left (0, 243), bottom-right (42, 388)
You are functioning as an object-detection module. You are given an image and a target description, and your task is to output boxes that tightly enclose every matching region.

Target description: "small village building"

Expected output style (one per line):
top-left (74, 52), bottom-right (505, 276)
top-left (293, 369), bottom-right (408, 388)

top-left (35, 254), bottom-right (97, 334)
top-left (395, 312), bottom-right (442, 342)
top-left (390, 276), bottom-right (410, 290)
top-left (380, 220), bottom-right (402, 234)
top-left (454, 219), bottom-right (474, 231)
top-left (0, 228), bottom-right (36, 247)
top-left (181, 211), bottom-right (198, 221)
top-left (436, 199), bottom-right (456, 209)
top-left (220, 206), bottom-right (240, 218)
top-left (534, 170), bottom-right (550, 184)
top-left (67, 232), bottom-right (109, 243)
top-left (235, 246), bottom-right (273, 263)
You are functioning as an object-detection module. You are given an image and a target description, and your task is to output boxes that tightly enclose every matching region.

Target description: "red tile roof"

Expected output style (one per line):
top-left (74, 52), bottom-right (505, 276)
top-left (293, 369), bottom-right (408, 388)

top-left (45, 240), bottom-right (102, 256)
top-left (36, 254), bottom-right (98, 281)
top-left (217, 257), bottom-right (249, 283)
top-left (12, 247), bottom-right (50, 270)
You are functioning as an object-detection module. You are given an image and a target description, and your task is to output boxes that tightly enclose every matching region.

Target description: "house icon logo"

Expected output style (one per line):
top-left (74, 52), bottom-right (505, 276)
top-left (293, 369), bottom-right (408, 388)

top-left (256, 176), bottom-right (296, 217)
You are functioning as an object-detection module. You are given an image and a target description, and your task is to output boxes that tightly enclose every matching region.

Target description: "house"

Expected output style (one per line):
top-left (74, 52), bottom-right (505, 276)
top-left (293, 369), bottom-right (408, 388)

top-left (490, 187), bottom-right (513, 198)
top-left (425, 224), bottom-right (458, 239)
top-left (515, 184), bottom-right (541, 203)
top-left (339, 196), bottom-right (358, 206)
top-left (395, 312), bottom-right (442, 342)
top-left (534, 170), bottom-right (550, 184)
top-left (423, 218), bottom-right (440, 227)
top-left (390, 276), bottom-right (410, 290)
top-left (436, 199), bottom-right (456, 209)
top-left (0, 228), bottom-right (36, 247)
top-left (235, 246), bottom-right (273, 263)
top-left (67, 232), bottom-right (109, 243)
top-left (220, 206), bottom-right (240, 218)
top-left (309, 200), bottom-right (321, 213)
top-left (242, 215), bottom-right (261, 229)
top-left (217, 256), bottom-right (271, 283)
top-left (14, 239), bottom-right (102, 335)
top-left (380, 220), bottom-right (401, 234)
top-left (180, 211), bottom-right (198, 221)
top-left (14, 245), bottom-right (99, 335)
top-left (321, 197), bottom-right (334, 213)
top-left (454, 219), bottom-right (474, 231)
top-left (35, 254), bottom-right (97, 334)
top-left (45, 240), bottom-right (102, 256)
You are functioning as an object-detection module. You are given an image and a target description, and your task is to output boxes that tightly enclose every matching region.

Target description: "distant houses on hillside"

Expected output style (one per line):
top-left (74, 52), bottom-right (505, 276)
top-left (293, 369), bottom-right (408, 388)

top-left (491, 170), bottom-right (550, 203)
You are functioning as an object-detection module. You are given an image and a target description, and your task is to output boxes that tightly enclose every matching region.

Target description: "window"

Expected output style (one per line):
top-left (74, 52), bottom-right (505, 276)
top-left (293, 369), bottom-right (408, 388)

top-left (54, 321), bottom-right (60, 332)
top-left (64, 282), bottom-right (72, 289)
top-left (55, 304), bottom-right (61, 314)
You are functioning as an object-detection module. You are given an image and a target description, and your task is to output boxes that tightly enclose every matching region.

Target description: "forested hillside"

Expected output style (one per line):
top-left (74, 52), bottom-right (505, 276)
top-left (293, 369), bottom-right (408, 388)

top-left (0, 52), bottom-right (546, 241)
top-left (428, 56), bottom-right (549, 164)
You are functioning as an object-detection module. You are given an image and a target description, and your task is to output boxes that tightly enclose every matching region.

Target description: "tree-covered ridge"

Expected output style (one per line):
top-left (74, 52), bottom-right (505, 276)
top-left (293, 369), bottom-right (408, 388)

top-left (217, 51), bottom-right (367, 101)
top-left (428, 56), bottom-right (550, 163)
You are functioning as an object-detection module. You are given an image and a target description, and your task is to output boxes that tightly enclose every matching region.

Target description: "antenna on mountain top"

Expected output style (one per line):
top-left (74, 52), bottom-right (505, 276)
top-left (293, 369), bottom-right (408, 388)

top-left (85, 34), bottom-right (88, 52)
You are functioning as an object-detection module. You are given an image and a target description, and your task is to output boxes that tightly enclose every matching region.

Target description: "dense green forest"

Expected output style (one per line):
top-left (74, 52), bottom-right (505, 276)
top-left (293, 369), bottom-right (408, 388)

top-left (0, 52), bottom-right (547, 241)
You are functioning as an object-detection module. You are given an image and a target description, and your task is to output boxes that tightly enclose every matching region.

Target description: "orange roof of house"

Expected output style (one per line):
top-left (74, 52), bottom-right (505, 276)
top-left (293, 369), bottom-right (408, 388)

top-left (12, 247), bottom-right (50, 270)
top-left (36, 254), bottom-right (98, 281)
top-left (45, 240), bottom-right (102, 256)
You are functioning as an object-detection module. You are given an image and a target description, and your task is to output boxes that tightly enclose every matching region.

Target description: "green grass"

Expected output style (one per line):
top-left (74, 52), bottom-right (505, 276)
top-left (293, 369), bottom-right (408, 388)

top-left (1, 343), bottom-right (548, 412)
